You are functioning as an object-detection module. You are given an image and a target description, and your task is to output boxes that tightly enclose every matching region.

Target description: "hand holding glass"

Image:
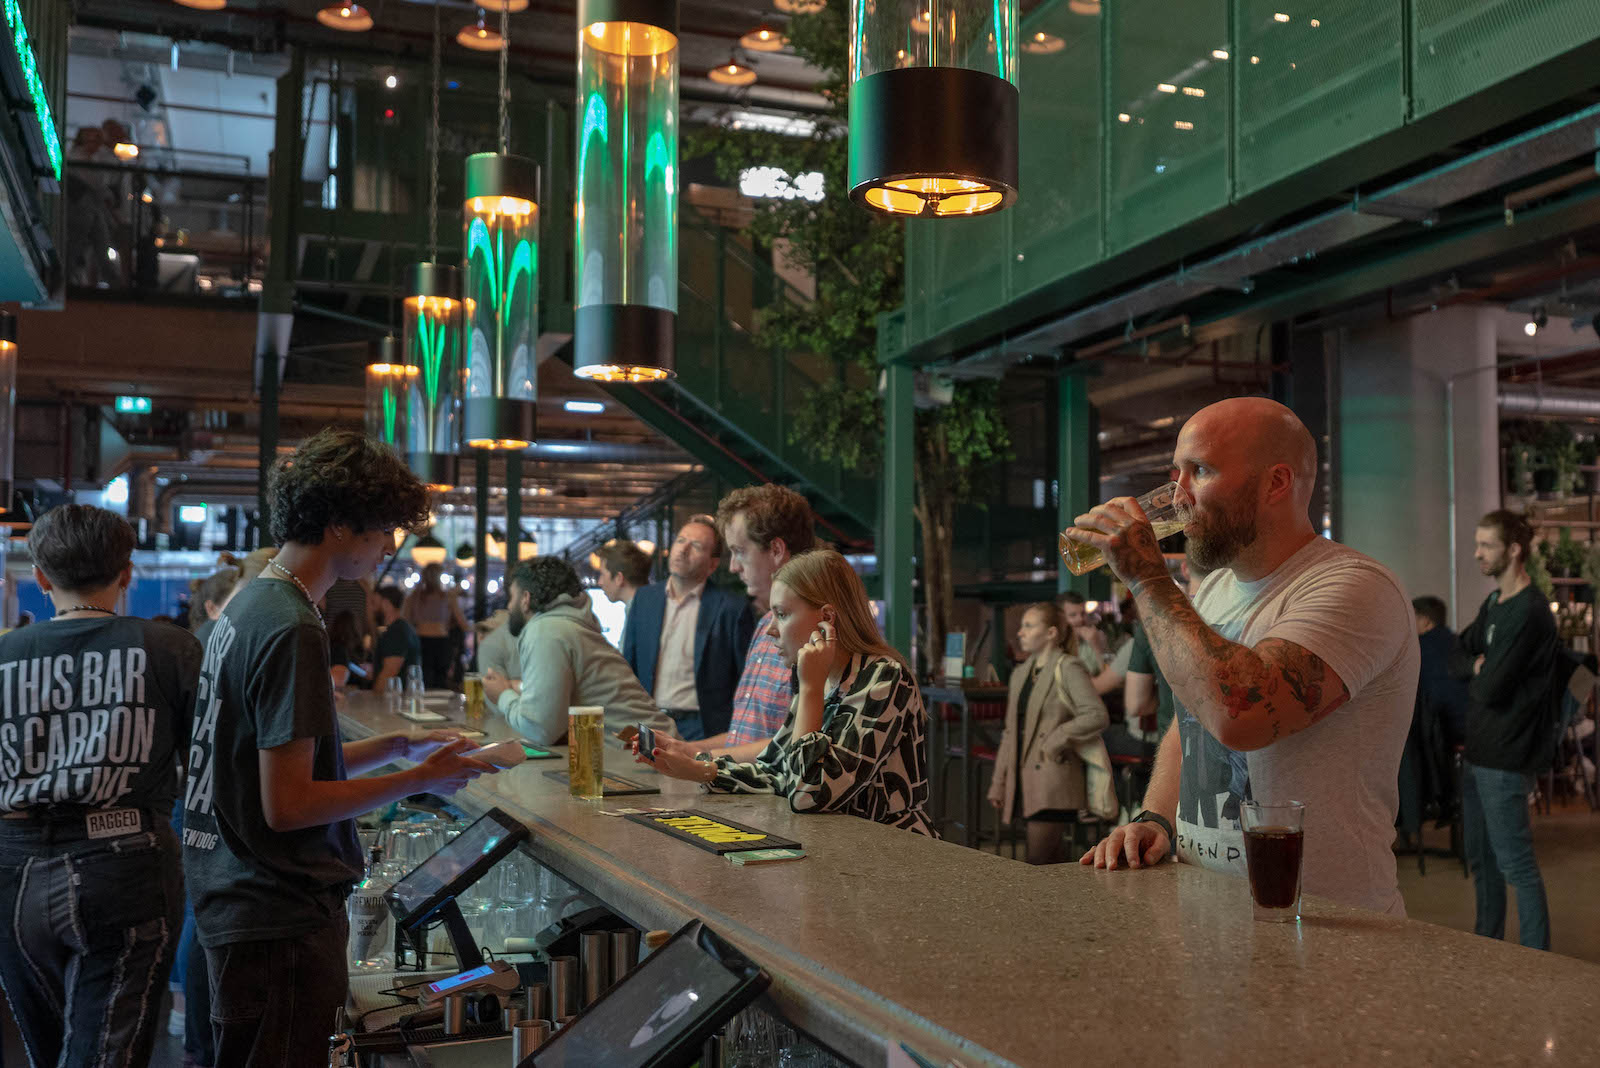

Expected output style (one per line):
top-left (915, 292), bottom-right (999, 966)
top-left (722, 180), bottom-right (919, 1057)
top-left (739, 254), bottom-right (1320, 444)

top-left (1058, 481), bottom-right (1192, 576)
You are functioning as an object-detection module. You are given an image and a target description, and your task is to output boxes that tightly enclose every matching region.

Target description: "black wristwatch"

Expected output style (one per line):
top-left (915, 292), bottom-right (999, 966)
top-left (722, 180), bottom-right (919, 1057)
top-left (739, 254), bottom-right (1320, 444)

top-left (1131, 809), bottom-right (1175, 844)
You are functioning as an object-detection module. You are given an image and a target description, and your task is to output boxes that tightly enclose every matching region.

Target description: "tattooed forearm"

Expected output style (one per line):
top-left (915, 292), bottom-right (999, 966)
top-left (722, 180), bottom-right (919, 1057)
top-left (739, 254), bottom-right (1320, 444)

top-left (1132, 579), bottom-right (1350, 751)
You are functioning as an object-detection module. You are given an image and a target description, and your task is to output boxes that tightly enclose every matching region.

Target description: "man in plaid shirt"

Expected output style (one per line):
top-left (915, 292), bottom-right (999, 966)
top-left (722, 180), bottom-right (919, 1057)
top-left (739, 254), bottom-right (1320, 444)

top-left (702, 485), bottom-right (817, 761)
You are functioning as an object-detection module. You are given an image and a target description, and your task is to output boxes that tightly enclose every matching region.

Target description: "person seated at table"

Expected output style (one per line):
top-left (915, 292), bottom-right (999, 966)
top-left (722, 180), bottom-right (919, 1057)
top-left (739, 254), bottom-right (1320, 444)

top-left (640, 550), bottom-right (936, 837)
top-left (482, 557), bottom-right (676, 746)
top-left (987, 602), bottom-right (1109, 865)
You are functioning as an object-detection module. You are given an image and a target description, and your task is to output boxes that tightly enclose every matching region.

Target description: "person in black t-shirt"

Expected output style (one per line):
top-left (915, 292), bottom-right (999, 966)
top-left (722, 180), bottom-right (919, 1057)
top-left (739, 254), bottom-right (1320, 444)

top-left (1456, 510), bottom-right (1555, 951)
top-left (370, 584), bottom-right (422, 692)
top-left (182, 428), bottom-right (497, 1067)
top-left (0, 504), bottom-right (202, 1067)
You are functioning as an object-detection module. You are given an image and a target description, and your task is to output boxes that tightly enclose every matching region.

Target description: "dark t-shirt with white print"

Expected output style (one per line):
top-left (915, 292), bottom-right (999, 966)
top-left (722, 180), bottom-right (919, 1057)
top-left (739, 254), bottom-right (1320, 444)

top-left (0, 616), bottom-right (201, 815)
top-left (182, 578), bottom-right (363, 948)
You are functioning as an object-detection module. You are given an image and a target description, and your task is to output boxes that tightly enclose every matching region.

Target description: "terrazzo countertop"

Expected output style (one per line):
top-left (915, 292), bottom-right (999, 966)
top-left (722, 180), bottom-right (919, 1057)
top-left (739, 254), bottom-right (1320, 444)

top-left (343, 695), bottom-right (1599, 1066)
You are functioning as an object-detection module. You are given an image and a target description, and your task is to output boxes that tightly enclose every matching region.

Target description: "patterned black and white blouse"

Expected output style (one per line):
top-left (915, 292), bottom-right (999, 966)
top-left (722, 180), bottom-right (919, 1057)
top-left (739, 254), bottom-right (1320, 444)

top-left (709, 653), bottom-right (937, 837)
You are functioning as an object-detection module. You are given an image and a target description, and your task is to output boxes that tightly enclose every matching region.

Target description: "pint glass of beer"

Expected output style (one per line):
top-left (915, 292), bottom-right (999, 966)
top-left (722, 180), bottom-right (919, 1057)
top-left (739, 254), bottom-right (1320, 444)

top-left (463, 673), bottom-right (486, 723)
top-left (1241, 799), bottom-right (1306, 922)
top-left (1058, 481), bottom-right (1192, 576)
top-left (568, 706), bottom-right (605, 800)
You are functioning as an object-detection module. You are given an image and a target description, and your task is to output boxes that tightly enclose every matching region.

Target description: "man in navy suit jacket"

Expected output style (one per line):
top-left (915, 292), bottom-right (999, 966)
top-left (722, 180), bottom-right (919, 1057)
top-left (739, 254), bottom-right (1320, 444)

top-left (622, 515), bottom-right (754, 741)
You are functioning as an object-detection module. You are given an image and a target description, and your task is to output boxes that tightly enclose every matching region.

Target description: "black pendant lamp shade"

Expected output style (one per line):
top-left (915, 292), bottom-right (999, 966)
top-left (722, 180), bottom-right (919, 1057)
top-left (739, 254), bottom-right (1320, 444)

top-left (573, 0), bottom-right (679, 383)
top-left (462, 152), bottom-right (540, 450)
top-left (848, 0), bottom-right (1019, 218)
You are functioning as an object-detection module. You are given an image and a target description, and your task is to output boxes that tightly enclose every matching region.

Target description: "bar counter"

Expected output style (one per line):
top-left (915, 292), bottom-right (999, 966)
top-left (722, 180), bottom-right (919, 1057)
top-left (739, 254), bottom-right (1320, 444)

top-left (342, 694), bottom-right (1600, 1065)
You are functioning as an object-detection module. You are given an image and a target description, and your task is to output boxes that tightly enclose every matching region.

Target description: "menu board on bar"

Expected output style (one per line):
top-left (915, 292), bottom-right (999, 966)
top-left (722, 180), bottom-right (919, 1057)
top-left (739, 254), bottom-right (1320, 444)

top-left (625, 809), bottom-right (801, 856)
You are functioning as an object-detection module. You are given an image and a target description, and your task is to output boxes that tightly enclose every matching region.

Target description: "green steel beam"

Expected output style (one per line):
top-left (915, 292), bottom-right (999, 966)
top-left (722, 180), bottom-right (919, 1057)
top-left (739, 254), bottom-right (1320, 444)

top-left (262, 53), bottom-right (302, 318)
top-left (882, 363), bottom-right (915, 659)
top-left (1057, 372), bottom-right (1095, 599)
top-left (884, 32), bottom-right (1600, 369)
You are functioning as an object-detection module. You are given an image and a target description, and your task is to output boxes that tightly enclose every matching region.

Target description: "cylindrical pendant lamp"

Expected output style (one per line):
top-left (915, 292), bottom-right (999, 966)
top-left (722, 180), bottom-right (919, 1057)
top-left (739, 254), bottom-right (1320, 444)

top-left (572, 0), bottom-right (678, 383)
top-left (462, 152), bottom-right (539, 449)
top-left (0, 314), bottom-right (16, 509)
top-left (365, 337), bottom-right (415, 456)
top-left (411, 532), bottom-right (449, 567)
top-left (403, 262), bottom-right (465, 490)
top-left (848, 0), bottom-right (1018, 217)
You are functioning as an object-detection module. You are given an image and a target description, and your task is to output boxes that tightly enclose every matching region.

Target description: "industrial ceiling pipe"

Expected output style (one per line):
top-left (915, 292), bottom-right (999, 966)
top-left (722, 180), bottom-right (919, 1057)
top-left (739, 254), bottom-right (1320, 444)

top-left (1498, 385), bottom-right (1600, 419)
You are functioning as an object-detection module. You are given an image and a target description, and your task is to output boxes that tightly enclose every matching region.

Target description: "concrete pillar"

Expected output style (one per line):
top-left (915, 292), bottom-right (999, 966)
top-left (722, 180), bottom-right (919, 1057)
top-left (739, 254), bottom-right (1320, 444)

top-left (1336, 306), bottom-right (1500, 629)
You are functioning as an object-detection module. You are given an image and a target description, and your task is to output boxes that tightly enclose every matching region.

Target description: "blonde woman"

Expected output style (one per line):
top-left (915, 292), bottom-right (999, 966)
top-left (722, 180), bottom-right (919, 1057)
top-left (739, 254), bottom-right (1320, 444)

top-left (988, 602), bottom-right (1109, 864)
top-left (642, 549), bottom-right (935, 837)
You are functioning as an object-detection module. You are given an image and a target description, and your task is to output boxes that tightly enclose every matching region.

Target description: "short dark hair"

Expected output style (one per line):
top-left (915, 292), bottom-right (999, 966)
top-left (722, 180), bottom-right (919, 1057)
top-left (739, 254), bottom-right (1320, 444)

top-left (598, 539), bottom-right (652, 587)
top-left (1413, 596), bottom-right (1447, 630)
top-left (268, 428), bottom-right (429, 546)
top-left (29, 504), bottom-right (136, 593)
top-left (375, 586), bottom-right (404, 610)
top-left (511, 557), bottom-right (584, 613)
top-left (1478, 509), bottom-right (1534, 565)
top-left (681, 514), bottom-right (724, 558)
top-left (1059, 591), bottom-right (1087, 606)
top-left (716, 484), bottom-right (815, 557)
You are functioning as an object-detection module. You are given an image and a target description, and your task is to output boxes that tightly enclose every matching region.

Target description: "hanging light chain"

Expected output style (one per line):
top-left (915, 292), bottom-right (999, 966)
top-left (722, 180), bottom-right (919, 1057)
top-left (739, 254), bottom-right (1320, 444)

top-left (498, 2), bottom-right (510, 155)
top-left (428, 0), bottom-right (441, 258)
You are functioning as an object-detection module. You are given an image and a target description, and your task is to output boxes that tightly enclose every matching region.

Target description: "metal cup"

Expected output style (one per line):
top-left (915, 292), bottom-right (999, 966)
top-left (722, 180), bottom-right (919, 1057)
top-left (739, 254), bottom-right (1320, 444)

top-left (502, 1004), bottom-right (522, 1032)
top-left (580, 930), bottom-right (612, 1005)
top-left (443, 994), bottom-right (465, 1036)
top-left (511, 1019), bottom-right (551, 1061)
top-left (548, 955), bottom-right (579, 1019)
top-left (610, 928), bottom-right (640, 980)
top-left (524, 981), bottom-right (548, 1021)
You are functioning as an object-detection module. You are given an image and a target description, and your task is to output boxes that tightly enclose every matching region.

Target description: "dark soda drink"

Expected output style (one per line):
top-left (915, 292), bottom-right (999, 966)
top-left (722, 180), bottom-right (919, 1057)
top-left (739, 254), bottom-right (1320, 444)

top-left (1244, 826), bottom-right (1304, 909)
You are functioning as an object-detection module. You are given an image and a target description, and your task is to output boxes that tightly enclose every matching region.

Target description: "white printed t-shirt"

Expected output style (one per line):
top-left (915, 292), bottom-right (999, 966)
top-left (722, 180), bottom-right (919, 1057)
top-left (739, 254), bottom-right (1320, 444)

top-left (1171, 536), bottom-right (1418, 916)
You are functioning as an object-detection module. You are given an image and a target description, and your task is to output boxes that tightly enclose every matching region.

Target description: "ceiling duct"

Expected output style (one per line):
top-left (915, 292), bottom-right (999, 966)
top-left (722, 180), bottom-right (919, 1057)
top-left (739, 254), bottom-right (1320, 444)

top-left (1498, 385), bottom-right (1600, 420)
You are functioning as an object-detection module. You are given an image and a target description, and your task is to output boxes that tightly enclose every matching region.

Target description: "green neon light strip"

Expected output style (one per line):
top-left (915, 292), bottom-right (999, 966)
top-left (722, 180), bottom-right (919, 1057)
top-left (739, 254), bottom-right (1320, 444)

top-left (4, 0), bottom-right (60, 181)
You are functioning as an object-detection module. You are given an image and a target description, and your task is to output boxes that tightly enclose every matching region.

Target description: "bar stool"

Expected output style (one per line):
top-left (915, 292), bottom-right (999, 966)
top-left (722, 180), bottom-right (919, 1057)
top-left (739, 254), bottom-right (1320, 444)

top-left (919, 685), bottom-right (968, 841)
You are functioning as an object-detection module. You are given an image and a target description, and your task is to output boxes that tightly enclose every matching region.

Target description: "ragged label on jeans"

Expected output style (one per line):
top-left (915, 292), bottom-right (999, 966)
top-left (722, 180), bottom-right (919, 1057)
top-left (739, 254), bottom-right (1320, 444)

top-left (85, 807), bottom-right (143, 839)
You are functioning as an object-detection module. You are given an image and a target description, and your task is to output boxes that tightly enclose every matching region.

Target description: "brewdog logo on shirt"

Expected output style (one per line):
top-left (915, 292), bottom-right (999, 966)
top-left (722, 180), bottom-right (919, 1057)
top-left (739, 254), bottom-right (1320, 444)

top-left (0, 646), bottom-right (161, 810)
top-left (183, 613), bottom-right (238, 846)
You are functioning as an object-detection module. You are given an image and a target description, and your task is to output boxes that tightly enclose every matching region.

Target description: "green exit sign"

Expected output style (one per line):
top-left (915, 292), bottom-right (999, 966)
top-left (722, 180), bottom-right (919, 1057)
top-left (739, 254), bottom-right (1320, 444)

top-left (115, 395), bottom-right (152, 414)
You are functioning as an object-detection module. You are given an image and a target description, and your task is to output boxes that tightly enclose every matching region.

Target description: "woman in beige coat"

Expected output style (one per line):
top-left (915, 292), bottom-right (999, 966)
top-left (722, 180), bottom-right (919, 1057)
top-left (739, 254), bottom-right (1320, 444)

top-left (988, 602), bottom-right (1110, 864)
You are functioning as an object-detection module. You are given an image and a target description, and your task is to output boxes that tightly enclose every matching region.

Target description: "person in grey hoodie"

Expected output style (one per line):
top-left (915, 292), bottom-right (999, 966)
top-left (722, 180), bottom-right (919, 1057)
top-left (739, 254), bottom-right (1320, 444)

top-left (482, 556), bottom-right (676, 746)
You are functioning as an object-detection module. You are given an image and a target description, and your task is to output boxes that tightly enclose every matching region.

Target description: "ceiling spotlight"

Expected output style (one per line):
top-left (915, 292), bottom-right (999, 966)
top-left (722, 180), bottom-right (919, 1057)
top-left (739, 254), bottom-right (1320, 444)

top-left (384, 73), bottom-right (398, 89)
top-left (456, 15), bottom-right (504, 50)
top-left (1023, 31), bottom-right (1064, 54)
top-left (563, 400), bottom-right (606, 414)
top-left (740, 25), bottom-right (787, 52)
top-left (316, 3), bottom-right (373, 31)
top-left (709, 58), bottom-right (758, 86)
top-left (113, 142), bottom-right (139, 161)
top-left (1527, 306), bottom-right (1549, 336)
top-left (1525, 320), bottom-right (1539, 337)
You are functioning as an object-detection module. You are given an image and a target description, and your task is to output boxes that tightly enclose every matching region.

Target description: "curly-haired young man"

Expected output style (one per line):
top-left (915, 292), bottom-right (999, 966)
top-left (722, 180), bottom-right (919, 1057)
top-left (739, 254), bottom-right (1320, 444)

top-left (183, 428), bottom-right (497, 1066)
top-left (482, 556), bottom-right (676, 746)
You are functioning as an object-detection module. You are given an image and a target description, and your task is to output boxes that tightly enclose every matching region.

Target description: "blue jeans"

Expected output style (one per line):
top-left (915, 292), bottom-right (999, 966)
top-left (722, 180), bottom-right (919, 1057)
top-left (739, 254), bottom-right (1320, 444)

top-left (170, 797), bottom-right (215, 1065)
top-left (1462, 762), bottom-right (1551, 951)
top-left (0, 811), bottom-right (183, 1067)
top-left (205, 916), bottom-right (349, 1068)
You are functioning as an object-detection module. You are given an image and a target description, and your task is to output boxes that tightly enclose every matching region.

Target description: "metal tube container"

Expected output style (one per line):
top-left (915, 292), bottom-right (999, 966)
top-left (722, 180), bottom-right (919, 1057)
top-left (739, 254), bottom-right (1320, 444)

top-left (443, 994), bottom-right (466, 1036)
top-left (548, 955), bottom-right (579, 1019)
top-left (580, 930), bottom-right (612, 1005)
top-left (524, 981), bottom-right (548, 1022)
top-left (573, 0), bottom-right (678, 383)
top-left (511, 1019), bottom-right (550, 1061)
top-left (610, 928), bottom-right (640, 980)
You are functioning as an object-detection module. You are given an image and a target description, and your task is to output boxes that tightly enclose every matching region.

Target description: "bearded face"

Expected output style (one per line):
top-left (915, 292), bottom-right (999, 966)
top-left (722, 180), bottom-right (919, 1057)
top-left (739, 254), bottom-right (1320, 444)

top-left (506, 587), bottom-right (529, 636)
top-left (1184, 471), bottom-right (1262, 573)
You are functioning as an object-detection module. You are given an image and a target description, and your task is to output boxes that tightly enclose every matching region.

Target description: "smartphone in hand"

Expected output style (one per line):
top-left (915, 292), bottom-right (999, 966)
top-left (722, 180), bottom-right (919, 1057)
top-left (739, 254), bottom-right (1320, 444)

top-left (636, 723), bottom-right (657, 763)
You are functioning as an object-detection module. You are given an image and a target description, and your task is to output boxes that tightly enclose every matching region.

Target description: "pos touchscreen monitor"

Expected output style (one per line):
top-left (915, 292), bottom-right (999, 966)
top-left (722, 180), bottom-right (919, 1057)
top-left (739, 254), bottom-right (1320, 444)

top-left (519, 919), bottom-right (769, 1068)
top-left (385, 808), bottom-right (528, 968)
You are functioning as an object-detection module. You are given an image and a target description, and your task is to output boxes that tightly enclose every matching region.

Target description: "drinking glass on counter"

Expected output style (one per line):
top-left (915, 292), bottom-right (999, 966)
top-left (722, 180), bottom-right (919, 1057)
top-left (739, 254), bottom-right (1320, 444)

top-left (385, 676), bottom-right (403, 716)
top-left (1058, 480), bottom-right (1192, 576)
top-left (568, 706), bottom-right (605, 799)
top-left (463, 672), bottom-right (486, 723)
top-left (1242, 799), bottom-right (1306, 923)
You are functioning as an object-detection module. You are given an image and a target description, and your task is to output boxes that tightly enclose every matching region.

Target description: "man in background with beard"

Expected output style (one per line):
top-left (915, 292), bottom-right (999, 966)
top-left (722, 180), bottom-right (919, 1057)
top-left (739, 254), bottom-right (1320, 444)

top-left (1455, 510), bottom-right (1555, 950)
top-left (1078, 398), bottom-right (1419, 916)
top-left (482, 556), bottom-right (675, 746)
